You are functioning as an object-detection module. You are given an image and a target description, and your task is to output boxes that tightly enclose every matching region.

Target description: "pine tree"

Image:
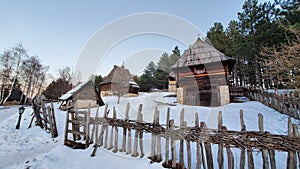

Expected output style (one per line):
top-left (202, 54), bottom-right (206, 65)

top-left (42, 78), bottom-right (72, 100)
top-left (206, 22), bottom-right (229, 54)
top-left (139, 61), bottom-right (157, 92)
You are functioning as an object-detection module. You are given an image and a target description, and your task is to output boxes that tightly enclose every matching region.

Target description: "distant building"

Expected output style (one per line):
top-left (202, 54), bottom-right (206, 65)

top-left (59, 80), bottom-right (104, 109)
top-left (100, 65), bottom-right (139, 96)
top-left (170, 38), bottom-right (235, 106)
top-left (7, 88), bottom-right (23, 101)
top-left (129, 79), bottom-right (139, 95)
top-left (168, 72), bottom-right (177, 93)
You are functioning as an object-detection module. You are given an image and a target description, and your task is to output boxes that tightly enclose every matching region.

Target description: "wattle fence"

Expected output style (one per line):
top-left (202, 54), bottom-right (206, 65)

top-left (64, 103), bottom-right (300, 169)
top-left (249, 90), bottom-right (300, 120)
top-left (31, 100), bottom-right (58, 138)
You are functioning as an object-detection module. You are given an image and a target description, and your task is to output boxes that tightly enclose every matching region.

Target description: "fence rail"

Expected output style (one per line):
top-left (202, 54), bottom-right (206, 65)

top-left (64, 103), bottom-right (300, 169)
top-left (249, 89), bottom-right (300, 120)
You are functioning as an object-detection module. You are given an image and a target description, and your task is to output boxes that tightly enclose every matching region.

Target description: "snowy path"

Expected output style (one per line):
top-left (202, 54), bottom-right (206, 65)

top-left (0, 106), bottom-right (61, 169)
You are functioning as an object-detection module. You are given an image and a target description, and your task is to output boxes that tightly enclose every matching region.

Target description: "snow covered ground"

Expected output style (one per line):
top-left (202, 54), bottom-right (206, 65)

top-left (0, 92), bottom-right (299, 169)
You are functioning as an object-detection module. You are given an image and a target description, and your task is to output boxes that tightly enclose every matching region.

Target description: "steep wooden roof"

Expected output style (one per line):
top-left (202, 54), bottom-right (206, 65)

top-left (171, 38), bottom-right (235, 69)
top-left (101, 65), bottom-right (132, 84)
top-left (59, 80), bottom-right (93, 100)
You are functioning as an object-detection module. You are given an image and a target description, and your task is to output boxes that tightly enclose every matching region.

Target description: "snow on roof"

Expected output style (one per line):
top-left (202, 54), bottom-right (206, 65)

top-left (129, 79), bottom-right (139, 88)
top-left (59, 80), bottom-right (91, 100)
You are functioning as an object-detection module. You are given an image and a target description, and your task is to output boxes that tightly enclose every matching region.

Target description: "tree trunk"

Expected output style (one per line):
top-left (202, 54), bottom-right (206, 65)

top-left (0, 84), bottom-right (6, 105)
top-left (3, 76), bottom-right (18, 105)
top-left (117, 95), bottom-right (121, 104)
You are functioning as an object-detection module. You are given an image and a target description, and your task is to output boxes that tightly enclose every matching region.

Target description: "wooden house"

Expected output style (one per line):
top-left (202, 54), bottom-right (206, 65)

top-left (59, 80), bottom-right (104, 110)
top-left (128, 79), bottom-right (140, 94)
top-left (100, 65), bottom-right (139, 96)
top-left (171, 38), bottom-right (235, 106)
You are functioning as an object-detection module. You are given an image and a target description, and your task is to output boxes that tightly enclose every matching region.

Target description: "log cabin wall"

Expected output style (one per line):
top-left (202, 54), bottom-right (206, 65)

top-left (72, 81), bottom-right (98, 108)
top-left (171, 38), bottom-right (235, 106)
top-left (72, 81), bottom-right (96, 101)
top-left (100, 82), bottom-right (113, 96)
top-left (176, 63), bottom-right (228, 106)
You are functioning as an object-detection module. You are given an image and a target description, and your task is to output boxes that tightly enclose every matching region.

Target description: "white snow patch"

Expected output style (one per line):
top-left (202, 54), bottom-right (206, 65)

top-left (0, 93), bottom-right (299, 169)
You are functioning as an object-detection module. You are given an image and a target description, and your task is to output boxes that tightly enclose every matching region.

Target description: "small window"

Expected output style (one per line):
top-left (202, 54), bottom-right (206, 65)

top-left (197, 70), bottom-right (204, 74)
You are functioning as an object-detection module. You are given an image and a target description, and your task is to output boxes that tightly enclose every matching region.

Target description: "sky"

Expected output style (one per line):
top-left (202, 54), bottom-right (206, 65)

top-left (0, 0), bottom-right (271, 81)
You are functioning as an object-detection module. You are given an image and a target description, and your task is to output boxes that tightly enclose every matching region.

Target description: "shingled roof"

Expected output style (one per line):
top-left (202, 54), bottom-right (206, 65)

top-left (101, 65), bottom-right (132, 84)
top-left (59, 80), bottom-right (93, 100)
top-left (171, 38), bottom-right (235, 69)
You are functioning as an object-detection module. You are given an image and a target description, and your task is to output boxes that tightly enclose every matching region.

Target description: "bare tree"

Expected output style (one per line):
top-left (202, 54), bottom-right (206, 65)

top-left (0, 44), bottom-right (27, 105)
top-left (20, 56), bottom-right (48, 103)
top-left (0, 50), bottom-right (14, 104)
top-left (57, 66), bottom-right (72, 82)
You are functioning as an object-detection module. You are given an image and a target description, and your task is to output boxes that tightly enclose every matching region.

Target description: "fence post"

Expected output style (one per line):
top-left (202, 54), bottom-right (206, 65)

top-left (64, 101), bottom-right (71, 145)
top-left (91, 105), bottom-right (99, 144)
top-left (85, 104), bottom-right (91, 148)
top-left (126, 104), bottom-right (132, 154)
top-left (47, 106), bottom-right (55, 138)
top-left (112, 107), bottom-right (119, 153)
top-left (240, 110), bottom-right (245, 169)
top-left (150, 106), bottom-right (161, 162)
top-left (239, 110), bottom-right (254, 169)
top-left (120, 102), bottom-right (130, 152)
top-left (91, 104), bottom-right (108, 157)
top-left (170, 119), bottom-right (176, 168)
top-left (292, 124), bottom-right (300, 169)
top-left (50, 102), bottom-right (58, 138)
top-left (269, 149), bottom-right (276, 169)
top-left (218, 111), bottom-right (224, 169)
top-left (132, 104), bottom-right (143, 157)
top-left (201, 122), bottom-right (213, 169)
top-left (247, 135), bottom-right (255, 169)
top-left (103, 110), bottom-right (109, 149)
top-left (99, 104), bottom-right (108, 147)
top-left (258, 113), bottom-right (270, 169)
top-left (104, 107), bottom-right (110, 148)
top-left (41, 100), bottom-right (48, 130)
top-left (185, 121), bottom-right (191, 169)
top-left (267, 110), bottom-right (276, 169)
top-left (179, 108), bottom-right (185, 169)
top-left (195, 112), bottom-right (203, 169)
top-left (108, 106), bottom-right (115, 150)
top-left (156, 109), bottom-right (162, 162)
top-left (150, 107), bottom-right (158, 161)
top-left (223, 126), bottom-right (234, 169)
top-left (163, 108), bottom-right (171, 167)
top-left (138, 110), bottom-right (144, 158)
top-left (287, 117), bottom-right (296, 169)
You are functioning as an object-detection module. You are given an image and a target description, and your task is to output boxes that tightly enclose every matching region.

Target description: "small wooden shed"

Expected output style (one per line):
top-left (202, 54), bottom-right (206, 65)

top-left (59, 80), bottom-right (104, 109)
top-left (168, 71), bottom-right (177, 93)
top-left (171, 38), bottom-right (235, 106)
top-left (7, 88), bottom-right (23, 101)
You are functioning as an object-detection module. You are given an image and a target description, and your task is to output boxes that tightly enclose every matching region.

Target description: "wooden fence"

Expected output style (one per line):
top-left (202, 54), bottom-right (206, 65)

top-left (30, 101), bottom-right (58, 138)
top-left (249, 90), bottom-right (300, 120)
top-left (64, 103), bottom-right (300, 169)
